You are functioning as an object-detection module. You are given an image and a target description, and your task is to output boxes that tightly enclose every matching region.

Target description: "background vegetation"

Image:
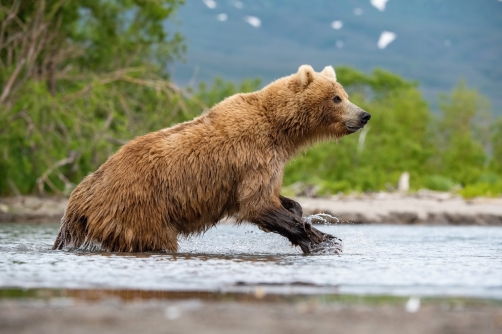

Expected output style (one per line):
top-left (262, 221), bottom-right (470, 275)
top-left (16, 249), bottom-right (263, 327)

top-left (0, 1), bottom-right (501, 198)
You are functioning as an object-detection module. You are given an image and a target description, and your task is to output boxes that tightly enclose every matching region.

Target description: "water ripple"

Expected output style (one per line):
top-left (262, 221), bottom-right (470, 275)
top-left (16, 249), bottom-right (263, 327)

top-left (0, 223), bottom-right (501, 299)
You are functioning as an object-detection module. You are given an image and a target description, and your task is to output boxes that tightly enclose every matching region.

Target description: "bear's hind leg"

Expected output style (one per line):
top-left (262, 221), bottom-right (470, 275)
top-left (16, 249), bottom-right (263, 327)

top-left (52, 215), bottom-right (88, 250)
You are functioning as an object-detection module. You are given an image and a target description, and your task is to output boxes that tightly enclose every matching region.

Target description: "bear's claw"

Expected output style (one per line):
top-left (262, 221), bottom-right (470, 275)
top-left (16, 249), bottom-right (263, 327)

top-left (299, 220), bottom-right (343, 255)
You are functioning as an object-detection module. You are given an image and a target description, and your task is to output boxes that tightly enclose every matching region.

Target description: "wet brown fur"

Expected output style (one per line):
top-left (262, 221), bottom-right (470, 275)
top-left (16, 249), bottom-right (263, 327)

top-left (53, 65), bottom-right (368, 253)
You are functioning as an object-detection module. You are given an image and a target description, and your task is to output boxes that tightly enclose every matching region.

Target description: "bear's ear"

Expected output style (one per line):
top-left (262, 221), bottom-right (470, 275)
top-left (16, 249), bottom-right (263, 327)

top-left (297, 65), bottom-right (315, 88)
top-left (320, 66), bottom-right (337, 81)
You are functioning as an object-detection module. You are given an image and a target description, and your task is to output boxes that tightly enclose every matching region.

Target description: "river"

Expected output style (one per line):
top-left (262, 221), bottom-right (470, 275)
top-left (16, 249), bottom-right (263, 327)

top-left (1, 223), bottom-right (501, 299)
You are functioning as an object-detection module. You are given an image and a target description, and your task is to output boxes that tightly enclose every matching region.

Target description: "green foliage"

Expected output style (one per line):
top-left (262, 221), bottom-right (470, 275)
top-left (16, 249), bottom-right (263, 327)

top-left (459, 182), bottom-right (502, 198)
top-left (0, 0), bottom-right (188, 195)
top-left (0, 0), bottom-right (185, 104)
top-left (424, 175), bottom-right (457, 192)
top-left (490, 118), bottom-right (502, 173)
top-left (431, 80), bottom-right (492, 186)
top-left (459, 173), bottom-right (502, 198)
top-left (67, 0), bottom-right (185, 73)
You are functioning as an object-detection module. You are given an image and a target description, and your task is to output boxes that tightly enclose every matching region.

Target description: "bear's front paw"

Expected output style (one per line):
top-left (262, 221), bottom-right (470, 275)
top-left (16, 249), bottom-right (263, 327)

top-left (300, 221), bottom-right (343, 255)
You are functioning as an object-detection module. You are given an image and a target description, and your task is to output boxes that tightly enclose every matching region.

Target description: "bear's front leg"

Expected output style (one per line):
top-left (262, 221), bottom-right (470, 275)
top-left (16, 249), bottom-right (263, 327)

top-left (238, 175), bottom-right (341, 254)
top-left (279, 195), bottom-right (342, 253)
top-left (279, 195), bottom-right (303, 217)
top-left (248, 206), bottom-right (341, 254)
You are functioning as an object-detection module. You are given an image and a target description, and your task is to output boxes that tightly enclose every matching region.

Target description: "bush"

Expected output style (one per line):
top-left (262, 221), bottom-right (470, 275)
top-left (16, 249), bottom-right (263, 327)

top-left (424, 175), bottom-right (457, 192)
top-left (459, 182), bottom-right (502, 198)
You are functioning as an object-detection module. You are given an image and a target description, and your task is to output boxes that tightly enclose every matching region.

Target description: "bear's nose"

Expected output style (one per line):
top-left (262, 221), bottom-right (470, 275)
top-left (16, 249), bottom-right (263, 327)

top-left (360, 112), bottom-right (371, 125)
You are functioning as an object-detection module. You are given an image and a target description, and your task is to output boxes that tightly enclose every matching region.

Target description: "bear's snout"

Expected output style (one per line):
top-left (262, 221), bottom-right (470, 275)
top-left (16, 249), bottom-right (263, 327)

top-left (342, 101), bottom-right (371, 131)
top-left (360, 111), bottom-right (371, 125)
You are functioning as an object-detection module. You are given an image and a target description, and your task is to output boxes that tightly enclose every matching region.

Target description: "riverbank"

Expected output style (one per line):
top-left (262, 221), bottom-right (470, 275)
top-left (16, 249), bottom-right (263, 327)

top-left (1, 191), bottom-right (501, 225)
top-left (0, 196), bottom-right (67, 223)
top-left (300, 190), bottom-right (502, 225)
top-left (1, 290), bottom-right (501, 334)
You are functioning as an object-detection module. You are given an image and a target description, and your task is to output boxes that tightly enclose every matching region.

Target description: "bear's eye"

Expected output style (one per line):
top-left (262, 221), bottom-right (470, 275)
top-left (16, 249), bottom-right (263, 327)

top-left (332, 96), bottom-right (342, 103)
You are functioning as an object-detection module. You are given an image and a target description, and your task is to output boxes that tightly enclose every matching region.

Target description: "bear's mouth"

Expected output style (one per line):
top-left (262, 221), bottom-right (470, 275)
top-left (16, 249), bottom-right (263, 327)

top-left (344, 124), bottom-right (363, 132)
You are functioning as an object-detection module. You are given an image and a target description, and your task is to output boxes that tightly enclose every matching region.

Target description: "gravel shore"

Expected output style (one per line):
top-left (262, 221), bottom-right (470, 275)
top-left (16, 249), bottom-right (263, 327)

top-left (299, 191), bottom-right (502, 225)
top-left (1, 296), bottom-right (501, 334)
top-left (1, 191), bottom-right (501, 225)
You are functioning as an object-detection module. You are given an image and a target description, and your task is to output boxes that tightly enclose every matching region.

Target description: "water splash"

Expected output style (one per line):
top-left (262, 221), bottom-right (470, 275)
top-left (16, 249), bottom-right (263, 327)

top-left (303, 213), bottom-right (340, 225)
top-left (309, 238), bottom-right (343, 255)
top-left (302, 213), bottom-right (344, 255)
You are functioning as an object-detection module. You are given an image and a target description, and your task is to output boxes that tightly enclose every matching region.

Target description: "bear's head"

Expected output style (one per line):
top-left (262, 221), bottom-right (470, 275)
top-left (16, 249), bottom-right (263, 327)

top-left (263, 64), bottom-right (371, 145)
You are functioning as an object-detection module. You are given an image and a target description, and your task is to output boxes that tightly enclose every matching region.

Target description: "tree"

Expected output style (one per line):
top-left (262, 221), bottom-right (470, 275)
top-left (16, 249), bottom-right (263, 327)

top-left (0, 0), bottom-right (187, 195)
top-left (0, 0), bottom-right (185, 103)
top-left (492, 118), bottom-right (502, 173)
top-left (433, 80), bottom-right (491, 185)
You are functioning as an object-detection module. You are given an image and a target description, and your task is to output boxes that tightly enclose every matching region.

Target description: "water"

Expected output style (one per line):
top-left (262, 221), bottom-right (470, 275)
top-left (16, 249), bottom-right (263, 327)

top-left (1, 223), bottom-right (501, 299)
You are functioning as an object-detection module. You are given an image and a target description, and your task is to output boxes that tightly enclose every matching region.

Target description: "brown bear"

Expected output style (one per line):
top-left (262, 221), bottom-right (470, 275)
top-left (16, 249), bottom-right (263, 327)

top-left (53, 65), bottom-right (370, 254)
